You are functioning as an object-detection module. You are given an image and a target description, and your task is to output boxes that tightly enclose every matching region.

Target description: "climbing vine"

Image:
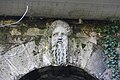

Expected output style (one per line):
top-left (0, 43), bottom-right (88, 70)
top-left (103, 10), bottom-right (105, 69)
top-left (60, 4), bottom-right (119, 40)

top-left (101, 20), bottom-right (119, 80)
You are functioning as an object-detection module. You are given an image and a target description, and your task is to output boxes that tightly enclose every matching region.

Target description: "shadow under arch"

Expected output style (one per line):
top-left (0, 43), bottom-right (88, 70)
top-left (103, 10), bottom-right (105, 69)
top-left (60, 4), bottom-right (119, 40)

top-left (19, 65), bottom-right (99, 80)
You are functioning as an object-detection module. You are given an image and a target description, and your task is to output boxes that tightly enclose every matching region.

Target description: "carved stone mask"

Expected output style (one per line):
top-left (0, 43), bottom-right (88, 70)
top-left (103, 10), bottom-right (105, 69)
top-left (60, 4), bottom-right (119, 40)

top-left (52, 25), bottom-right (68, 48)
top-left (51, 20), bottom-right (70, 65)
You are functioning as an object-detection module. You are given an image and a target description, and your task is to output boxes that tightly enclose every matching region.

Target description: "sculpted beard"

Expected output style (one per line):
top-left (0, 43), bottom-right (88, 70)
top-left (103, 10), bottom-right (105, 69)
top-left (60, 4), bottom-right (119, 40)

top-left (52, 41), bottom-right (67, 65)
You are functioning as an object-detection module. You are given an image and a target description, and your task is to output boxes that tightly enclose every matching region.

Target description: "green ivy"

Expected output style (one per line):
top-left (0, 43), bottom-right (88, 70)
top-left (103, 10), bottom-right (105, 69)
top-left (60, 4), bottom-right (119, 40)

top-left (102, 20), bottom-right (119, 80)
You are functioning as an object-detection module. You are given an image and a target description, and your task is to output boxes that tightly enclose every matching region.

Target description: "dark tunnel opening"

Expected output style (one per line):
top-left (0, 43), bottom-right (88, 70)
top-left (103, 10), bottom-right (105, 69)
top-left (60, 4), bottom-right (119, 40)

top-left (19, 65), bottom-right (98, 80)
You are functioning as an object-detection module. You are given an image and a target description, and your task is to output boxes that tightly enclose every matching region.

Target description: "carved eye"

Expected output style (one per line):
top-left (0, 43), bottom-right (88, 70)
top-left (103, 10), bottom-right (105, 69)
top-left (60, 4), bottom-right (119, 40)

top-left (61, 33), bottom-right (64, 36)
top-left (53, 32), bottom-right (58, 36)
top-left (61, 33), bottom-right (66, 36)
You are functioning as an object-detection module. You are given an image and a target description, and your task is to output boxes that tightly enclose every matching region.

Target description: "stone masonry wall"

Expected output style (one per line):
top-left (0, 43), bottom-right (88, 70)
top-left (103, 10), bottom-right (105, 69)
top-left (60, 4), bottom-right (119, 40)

top-left (0, 19), bottom-right (119, 80)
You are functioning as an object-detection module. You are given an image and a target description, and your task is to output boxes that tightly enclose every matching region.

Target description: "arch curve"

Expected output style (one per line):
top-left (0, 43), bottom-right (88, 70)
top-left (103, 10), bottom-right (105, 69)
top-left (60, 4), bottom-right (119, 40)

top-left (19, 65), bottom-right (98, 80)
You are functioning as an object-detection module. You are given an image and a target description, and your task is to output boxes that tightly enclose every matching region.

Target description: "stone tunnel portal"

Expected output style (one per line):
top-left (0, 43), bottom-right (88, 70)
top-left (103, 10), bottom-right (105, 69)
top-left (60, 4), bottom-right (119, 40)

top-left (19, 66), bottom-right (98, 80)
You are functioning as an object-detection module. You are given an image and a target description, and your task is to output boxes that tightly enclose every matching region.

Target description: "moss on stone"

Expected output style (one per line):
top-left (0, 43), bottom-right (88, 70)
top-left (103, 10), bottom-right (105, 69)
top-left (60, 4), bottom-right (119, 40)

top-left (34, 36), bottom-right (41, 46)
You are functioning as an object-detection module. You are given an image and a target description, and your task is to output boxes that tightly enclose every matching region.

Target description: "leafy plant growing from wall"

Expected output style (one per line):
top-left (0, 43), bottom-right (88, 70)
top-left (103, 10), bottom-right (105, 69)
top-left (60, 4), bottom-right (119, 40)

top-left (101, 20), bottom-right (119, 80)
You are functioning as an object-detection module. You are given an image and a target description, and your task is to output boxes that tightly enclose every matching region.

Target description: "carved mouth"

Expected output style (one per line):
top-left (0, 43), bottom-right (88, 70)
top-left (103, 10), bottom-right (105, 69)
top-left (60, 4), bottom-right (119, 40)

top-left (57, 40), bottom-right (63, 43)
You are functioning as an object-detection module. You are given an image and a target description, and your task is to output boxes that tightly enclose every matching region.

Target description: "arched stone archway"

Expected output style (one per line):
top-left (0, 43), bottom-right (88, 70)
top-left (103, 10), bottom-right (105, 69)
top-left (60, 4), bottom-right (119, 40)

top-left (0, 20), bottom-right (118, 80)
top-left (19, 66), bottom-right (98, 80)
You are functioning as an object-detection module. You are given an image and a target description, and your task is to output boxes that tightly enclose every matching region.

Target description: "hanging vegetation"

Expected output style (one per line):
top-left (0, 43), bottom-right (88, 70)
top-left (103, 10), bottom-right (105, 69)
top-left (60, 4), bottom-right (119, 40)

top-left (101, 20), bottom-right (119, 80)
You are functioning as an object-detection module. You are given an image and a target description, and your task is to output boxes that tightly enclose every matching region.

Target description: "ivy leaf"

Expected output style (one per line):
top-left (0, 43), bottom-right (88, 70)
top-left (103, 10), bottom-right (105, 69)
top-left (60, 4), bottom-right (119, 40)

top-left (112, 29), bottom-right (115, 33)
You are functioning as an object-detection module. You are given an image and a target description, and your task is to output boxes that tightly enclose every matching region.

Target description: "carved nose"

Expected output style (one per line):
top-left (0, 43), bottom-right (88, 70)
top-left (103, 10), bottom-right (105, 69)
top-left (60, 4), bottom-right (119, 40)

top-left (58, 35), bottom-right (62, 40)
top-left (57, 37), bottom-right (62, 43)
top-left (58, 38), bottom-right (62, 40)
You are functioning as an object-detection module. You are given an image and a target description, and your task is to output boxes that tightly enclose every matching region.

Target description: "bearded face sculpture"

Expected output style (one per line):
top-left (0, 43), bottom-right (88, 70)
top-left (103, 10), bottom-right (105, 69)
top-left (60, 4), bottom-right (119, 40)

top-left (51, 20), bottom-right (70, 65)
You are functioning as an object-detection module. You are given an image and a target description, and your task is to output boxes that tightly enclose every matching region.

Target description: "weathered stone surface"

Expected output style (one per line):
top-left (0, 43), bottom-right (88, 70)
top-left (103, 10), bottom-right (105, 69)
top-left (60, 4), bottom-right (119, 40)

top-left (0, 45), bottom-right (4, 53)
top-left (24, 28), bottom-right (45, 36)
top-left (0, 41), bottom-right (39, 80)
top-left (0, 57), bottom-right (15, 80)
top-left (85, 49), bottom-right (107, 78)
top-left (0, 20), bottom-right (119, 80)
top-left (10, 28), bottom-right (21, 36)
top-left (80, 42), bottom-right (93, 68)
top-left (75, 31), bottom-right (97, 68)
top-left (100, 69), bottom-right (112, 80)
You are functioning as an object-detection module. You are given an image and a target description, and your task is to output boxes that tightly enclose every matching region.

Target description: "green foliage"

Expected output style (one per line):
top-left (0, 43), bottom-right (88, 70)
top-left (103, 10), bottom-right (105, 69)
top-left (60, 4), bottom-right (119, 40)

top-left (102, 20), bottom-right (119, 80)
